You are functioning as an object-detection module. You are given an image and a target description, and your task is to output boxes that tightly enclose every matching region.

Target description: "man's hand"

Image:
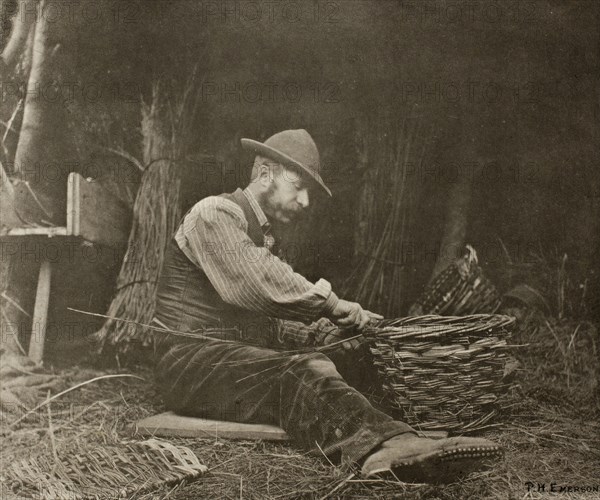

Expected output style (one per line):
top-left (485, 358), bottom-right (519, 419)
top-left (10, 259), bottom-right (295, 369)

top-left (321, 330), bottom-right (365, 351)
top-left (328, 299), bottom-right (383, 331)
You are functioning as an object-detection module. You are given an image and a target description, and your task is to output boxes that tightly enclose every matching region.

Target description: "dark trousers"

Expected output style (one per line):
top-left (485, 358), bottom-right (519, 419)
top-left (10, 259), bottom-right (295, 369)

top-left (153, 329), bottom-right (413, 468)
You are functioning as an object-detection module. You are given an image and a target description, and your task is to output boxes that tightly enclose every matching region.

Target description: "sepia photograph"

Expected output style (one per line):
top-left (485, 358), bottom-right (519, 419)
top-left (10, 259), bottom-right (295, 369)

top-left (0, 0), bottom-right (598, 498)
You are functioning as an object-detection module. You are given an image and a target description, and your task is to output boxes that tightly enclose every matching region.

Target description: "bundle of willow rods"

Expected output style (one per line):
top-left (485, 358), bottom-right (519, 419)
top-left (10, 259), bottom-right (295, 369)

top-left (5, 439), bottom-right (207, 499)
top-left (409, 245), bottom-right (501, 316)
top-left (367, 314), bottom-right (515, 432)
top-left (94, 76), bottom-right (203, 355)
top-left (343, 108), bottom-right (432, 317)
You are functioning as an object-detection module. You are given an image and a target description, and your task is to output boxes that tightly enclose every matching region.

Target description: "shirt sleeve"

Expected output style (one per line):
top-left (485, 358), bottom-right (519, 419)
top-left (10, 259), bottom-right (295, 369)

top-left (178, 196), bottom-right (340, 323)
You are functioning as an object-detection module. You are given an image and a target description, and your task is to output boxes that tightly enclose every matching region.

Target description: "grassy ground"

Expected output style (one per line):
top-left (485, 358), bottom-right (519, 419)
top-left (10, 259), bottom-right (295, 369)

top-left (1, 312), bottom-right (599, 499)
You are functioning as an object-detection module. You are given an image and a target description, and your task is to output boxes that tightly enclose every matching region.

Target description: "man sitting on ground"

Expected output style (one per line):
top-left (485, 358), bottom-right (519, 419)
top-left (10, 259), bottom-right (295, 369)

top-left (152, 129), bottom-right (503, 482)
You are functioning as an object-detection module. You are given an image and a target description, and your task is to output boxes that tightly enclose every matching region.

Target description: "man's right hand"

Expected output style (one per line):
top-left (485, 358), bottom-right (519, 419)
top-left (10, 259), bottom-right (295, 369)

top-left (328, 299), bottom-right (382, 331)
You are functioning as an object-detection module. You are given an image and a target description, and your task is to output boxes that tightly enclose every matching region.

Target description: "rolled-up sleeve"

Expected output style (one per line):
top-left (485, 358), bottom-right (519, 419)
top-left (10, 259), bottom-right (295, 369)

top-left (178, 197), bottom-right (340, 323)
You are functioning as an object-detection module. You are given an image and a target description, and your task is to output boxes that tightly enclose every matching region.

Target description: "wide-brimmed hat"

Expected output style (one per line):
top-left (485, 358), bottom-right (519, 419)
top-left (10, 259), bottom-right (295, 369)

top-left (241, 129), bottom-right (332, 197)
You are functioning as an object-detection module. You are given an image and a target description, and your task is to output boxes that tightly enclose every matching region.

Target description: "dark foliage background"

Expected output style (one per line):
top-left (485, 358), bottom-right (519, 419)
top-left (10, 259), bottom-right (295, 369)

top-left (1, 0), bottom-right (598, 318)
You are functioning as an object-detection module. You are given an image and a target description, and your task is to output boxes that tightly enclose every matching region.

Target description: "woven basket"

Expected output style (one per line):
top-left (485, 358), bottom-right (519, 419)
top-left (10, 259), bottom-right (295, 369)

top-left (367, 314), bottom-right (515, 432)
top-left (3, 439), bottom-right (207, 499)
top-left (410, 245), bottom-right (501, 316)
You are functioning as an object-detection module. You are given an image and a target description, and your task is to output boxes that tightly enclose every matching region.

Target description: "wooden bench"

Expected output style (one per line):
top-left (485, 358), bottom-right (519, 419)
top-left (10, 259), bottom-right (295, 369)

top-left (132, 412), bottom-right (290, 441)
top-left (0, 172), bottom-right (131, 363)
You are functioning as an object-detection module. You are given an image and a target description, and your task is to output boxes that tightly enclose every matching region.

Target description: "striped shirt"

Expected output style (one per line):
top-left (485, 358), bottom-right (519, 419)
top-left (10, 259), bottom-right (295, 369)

top-left (173, 188), bottom-right (340, 346)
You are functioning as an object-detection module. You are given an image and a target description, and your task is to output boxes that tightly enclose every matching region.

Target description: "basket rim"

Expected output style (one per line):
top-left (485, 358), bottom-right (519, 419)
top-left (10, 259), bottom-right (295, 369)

top-left (366, 314), bottom-right (516, 341)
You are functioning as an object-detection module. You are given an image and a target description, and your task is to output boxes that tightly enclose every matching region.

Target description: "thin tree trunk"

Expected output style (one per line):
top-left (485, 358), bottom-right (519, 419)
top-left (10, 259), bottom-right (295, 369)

top-left (1, 0), bottom-right (37, 72)
top-left (1, 1), bottom-right (37, 360)
top-left (1, 0), bottom-right (68, 357)
top-left (12, 0), bottom-right (68, 225)
top-left (0, 0), bottom-right (59, 405)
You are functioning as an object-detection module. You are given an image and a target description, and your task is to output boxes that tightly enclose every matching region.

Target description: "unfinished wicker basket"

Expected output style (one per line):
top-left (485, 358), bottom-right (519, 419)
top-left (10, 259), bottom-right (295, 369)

top-left (367, 314), bottom-right (515, 432)
top-left (410, 245), bottom-right (501, 316)
top-left (3, 439), bottom-right (207, 499)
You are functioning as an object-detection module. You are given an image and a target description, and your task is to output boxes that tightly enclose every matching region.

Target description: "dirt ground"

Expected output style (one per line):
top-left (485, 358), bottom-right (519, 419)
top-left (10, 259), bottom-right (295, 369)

top-left (1, 312), bottom-right (599, 499)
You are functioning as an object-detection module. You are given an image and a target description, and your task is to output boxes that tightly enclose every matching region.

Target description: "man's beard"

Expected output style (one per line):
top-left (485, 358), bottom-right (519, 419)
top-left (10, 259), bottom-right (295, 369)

top-left (260, 185), bottom-right (300, 223)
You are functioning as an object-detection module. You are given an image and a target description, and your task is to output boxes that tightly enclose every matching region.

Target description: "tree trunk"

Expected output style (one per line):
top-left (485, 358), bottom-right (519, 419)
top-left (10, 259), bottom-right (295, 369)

top-left (1, 0), bottom-right (36, 72)
top-left (1, 0), bottom-right (59, 414)
top-left (1, 0), bottom-right (37, 360)
top-left (12, 0), bottom-right (69, 225)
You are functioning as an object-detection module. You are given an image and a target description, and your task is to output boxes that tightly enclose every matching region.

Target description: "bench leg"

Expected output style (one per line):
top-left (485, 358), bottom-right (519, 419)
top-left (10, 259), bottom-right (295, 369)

top-left (28, 259), bottom-right (52, 364)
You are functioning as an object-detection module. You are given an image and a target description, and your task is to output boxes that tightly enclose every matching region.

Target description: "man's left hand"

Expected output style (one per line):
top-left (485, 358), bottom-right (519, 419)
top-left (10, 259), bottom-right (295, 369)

top-left (320, 326), bottom-right (367, 351)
